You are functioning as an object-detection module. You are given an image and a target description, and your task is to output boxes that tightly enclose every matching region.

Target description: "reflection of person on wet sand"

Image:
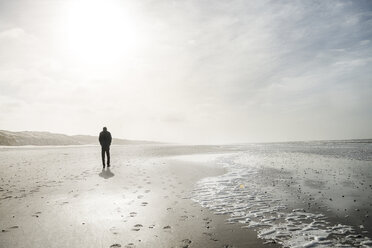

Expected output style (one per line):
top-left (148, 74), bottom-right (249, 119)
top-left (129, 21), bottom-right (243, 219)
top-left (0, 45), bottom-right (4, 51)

top-left (99, 127), bottom-right (112, 169)
top-left (99, 167), bottom-right (115, 179)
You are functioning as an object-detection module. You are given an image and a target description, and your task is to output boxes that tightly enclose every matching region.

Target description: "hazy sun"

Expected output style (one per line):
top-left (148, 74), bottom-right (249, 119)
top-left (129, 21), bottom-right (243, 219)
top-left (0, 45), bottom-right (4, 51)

top-left (63, 0), bottom-right (139, 64)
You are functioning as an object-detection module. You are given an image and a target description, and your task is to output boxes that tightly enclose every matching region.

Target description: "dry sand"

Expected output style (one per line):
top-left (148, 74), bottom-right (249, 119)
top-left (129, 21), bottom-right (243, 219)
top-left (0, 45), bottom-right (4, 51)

top-left (0, 145), bottom-right (276, 248)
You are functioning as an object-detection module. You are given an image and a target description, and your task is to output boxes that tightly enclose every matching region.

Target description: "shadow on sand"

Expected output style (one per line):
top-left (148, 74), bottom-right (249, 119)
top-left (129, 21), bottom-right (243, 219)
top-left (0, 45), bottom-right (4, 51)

top-left (99, 167), bottom-right (115, 179)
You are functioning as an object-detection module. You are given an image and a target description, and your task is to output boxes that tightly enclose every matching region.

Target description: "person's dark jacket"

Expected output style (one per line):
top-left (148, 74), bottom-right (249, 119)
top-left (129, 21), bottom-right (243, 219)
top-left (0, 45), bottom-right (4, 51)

top-left (99, 130), bottom-right (112, 148)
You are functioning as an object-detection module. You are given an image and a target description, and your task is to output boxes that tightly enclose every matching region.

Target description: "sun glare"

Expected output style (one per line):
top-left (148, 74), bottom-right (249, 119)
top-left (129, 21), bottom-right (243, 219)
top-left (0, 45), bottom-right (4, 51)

top-left (63, 0), bottom-right (139, 65)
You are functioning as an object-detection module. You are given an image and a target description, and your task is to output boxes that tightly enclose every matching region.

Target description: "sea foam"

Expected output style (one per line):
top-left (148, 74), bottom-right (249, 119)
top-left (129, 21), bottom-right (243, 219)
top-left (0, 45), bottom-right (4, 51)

top-left (191, 152), bottom-right (372, 247)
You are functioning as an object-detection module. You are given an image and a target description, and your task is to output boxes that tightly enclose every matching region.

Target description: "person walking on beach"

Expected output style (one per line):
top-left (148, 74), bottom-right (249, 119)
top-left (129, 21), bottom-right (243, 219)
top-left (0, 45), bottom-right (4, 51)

top-left (99, 127), bottom-right (112, 168)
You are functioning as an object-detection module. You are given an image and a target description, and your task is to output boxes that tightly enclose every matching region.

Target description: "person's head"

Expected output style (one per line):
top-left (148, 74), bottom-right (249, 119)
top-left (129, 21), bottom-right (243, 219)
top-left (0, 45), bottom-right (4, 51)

top-left (103, 127), bottom-right (107, 131)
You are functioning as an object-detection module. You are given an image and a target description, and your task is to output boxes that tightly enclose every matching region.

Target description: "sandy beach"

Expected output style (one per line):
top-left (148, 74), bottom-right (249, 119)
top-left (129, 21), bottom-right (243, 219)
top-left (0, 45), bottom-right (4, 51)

top-left (0, 145), bottom-right (278, 248)
top-left (1, 142), bottom-right (372, 247)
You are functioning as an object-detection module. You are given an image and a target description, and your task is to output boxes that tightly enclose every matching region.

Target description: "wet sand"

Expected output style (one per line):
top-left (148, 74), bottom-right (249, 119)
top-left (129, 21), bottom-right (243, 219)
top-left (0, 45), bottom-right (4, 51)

top-left (191, 145), bottom-right (372, 247)
top-left (0, 145), bottom-right (277, 248)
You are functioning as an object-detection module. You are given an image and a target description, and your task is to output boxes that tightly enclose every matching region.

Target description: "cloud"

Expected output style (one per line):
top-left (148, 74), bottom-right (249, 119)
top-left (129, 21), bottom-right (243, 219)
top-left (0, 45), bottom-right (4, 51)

top-left (0, 27), bottom-right (37, 44)
top-left (333, 57), bottom-right (372, 68)
top-left (0, 27), bottom-right (26, 39)
top-left (0, 0), bottom-right (371, 143)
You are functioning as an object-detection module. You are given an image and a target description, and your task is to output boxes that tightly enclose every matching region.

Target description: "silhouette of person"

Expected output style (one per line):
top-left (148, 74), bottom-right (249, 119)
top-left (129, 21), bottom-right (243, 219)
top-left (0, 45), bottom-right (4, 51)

top-left (99, 127), bottom-right (112, 168)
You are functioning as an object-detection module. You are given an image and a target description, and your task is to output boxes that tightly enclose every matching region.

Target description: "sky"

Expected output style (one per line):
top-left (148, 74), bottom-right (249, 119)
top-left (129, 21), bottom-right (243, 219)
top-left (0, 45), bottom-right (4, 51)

top-left (0, 0), bottom-right (371, 144)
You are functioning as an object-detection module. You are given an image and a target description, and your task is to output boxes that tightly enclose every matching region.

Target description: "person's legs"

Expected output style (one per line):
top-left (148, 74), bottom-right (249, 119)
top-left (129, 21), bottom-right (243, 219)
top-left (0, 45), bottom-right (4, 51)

top-left (101, 147), bottom-right (106, 167)
top-left (106, 148), bottom-right (110, 167)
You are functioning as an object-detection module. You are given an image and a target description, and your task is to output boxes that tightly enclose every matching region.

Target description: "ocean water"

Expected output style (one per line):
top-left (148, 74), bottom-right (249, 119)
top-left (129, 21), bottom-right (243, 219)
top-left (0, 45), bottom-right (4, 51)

top-left (191, 141), bottom-right (372, 247)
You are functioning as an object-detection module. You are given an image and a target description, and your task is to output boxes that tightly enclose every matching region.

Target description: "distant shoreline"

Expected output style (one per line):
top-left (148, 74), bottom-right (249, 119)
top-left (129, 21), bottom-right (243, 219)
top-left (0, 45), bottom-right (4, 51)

top-left (0, 130), bottom-right (160, 146)
top-left (1, 129), bottom-right (371, 146)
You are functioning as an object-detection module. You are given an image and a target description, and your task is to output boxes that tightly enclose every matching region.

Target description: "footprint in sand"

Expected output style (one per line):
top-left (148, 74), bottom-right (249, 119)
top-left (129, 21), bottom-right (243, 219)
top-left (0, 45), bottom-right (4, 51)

top-left (125, 243), bottom-right (135, 248)
top-left (130, 212), bottom-right (137, 217)
top-left (144, 190), bottom-right (151, 193)
top-left (141, 202), bottom-right (148, 206)
top-left (110, 227), bottom-right (119, 235)
top-left (179, 215), bottom-right (188, 221)
top-left (110, 244), bottom-right (122, 248)
top-left (32, 212), bottom-right (42, 218)
top-left (137, 195), bottom-right (144, 199)
top-left (163, 225), bottom-right (171, 230)
top-left (148, 224), bottom-right (155, 229)
top-left (132, 224), bottom-right (143, 231)
top-left (180, 239), bottom-right (192, 248)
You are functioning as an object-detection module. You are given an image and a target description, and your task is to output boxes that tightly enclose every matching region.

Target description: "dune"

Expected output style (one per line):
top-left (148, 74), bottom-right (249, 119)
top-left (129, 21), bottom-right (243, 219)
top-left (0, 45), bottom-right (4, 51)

top-left (0, 130), bottom-right (158, 146)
